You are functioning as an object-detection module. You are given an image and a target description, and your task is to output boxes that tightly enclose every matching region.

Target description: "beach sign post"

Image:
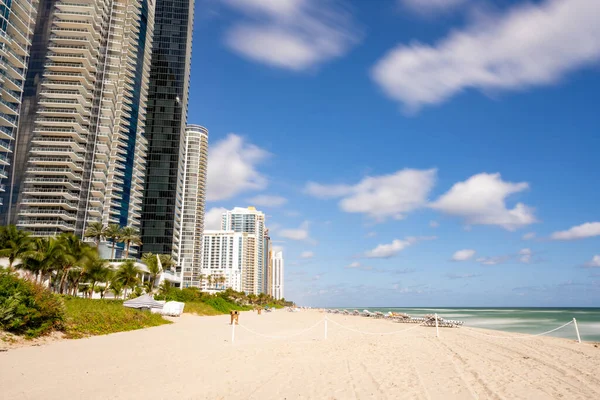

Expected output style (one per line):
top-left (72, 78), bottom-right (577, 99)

top-left (435, 313), bottom-right (439, 338)
top-left (573, 318), bottom-right (581, 343)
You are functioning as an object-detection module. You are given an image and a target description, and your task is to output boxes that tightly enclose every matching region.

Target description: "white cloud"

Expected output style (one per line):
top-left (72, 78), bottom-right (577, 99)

top-left (345, 261), bottom-right (373, 271)
top-left (519, 248), bottom-right (532, 263)
top-left (399, 0), bottom-right (468, 14)
top-left (372, 0), bottom-right (600, 111)
top-left (430, 173), bottom-right (536, 230)
top-left (305, 168), bottom-right (436, 221)
top-left (246, 194), bottom-right (287, 207)
top-left (207, 134), bottom-right (269, 201)
top-left (204, 207), bottom-right (227, 230)
top-left (551, 222), bottom-right (600, 241)
top-left (304, 182), bottom-right (353, 199)
top-left (585, 255), bottom-right (600, 268)
top-left (279, 221), bottom-right (311, 241)
top-left (522, 232), bottom-right (536, 240)
top-left (365, 239), bottom-right (411, 259)
top-left (365, 231), bottom-right (377, 238)
top-left (272, 245), bottom-right (284, 254)
top-left (476, 255), bottom-right (511, 266)
top-left (452, 249), bottom-right (476, 261)
top-left (300, 250), bottom-right (314, 259)
top-left (447, 273), bottom-right (480, 279)
top-left (223, 0), bottom-right (360, 71)
top-left (429, 220), bottom-right (439, 228)
top-left (364, 236), bottom-right (434, 259)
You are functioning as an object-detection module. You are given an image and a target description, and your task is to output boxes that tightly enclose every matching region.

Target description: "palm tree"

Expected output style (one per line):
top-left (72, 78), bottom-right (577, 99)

top-left (115, 259), bottom-right (141, 297)
top-left (141, 252), bottom-right (162, 291)
top-left (217, 275), bottom-right (226, 289)
top-left (158, 280), bottom-right (172, 297)
top-left (84, 222), bottom-right (106, 248)
top-left (0, 225), bottom-right (34, 271)
top-left (104, 224), bottom-right (122, 259)
top-left (198, 273), bottom-right (206, 290)
top-left (56, 233), bottom-right (96, 294)
top-left (158, 254), bottom-right (176, 271)
top-left (25, 237), bottom-right (65, 285)
top-left (206, 274), bottom-right (213, 289)
top-left (109, 279), bottom-right (124, 299)
top-left (76, 256), bottom-right (109, 297)
top-left (119, 226), bottom-right (141, 258)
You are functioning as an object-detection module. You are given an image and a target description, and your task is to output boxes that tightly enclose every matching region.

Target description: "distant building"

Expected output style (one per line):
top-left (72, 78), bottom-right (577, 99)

top-left (172, 125), bottom-right (208, 288)
top-left (271, 251), bottom-right (284, 300)
top-left (221, 207), bottom-right (265, 294)
top-left (201, 230), bottom-right (256, 292)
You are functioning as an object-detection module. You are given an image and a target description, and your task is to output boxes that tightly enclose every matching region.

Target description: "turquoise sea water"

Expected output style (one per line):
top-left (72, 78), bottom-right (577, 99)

top-left (339, 307), bottom-right (600, 342)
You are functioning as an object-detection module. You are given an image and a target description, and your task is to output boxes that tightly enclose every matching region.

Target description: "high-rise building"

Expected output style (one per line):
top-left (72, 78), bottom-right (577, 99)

top-left (140, 0), bottom-right (194, 255)
top-left (221, 206), bottom-right (265, 295)
top-left (263, 228), bottom-right (271, 294)
top-left (200, 230), bottom-right (255, 292)
top-left (271, 251), bottom-right (284, 300)
top-left (1, 0), bottom-right (155, 249)
top-left (0, 0), bottom-right (39, 210)
top-left (172, 124), bottom-right (208, 288)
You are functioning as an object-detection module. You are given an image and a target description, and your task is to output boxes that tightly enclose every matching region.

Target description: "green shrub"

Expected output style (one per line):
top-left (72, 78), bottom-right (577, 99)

top-left (0, 271), bottom-right (65, 337)
top-left (203, 297), bottom-right (249, 313)
top-left (63, 298), bottom-right (170, 339)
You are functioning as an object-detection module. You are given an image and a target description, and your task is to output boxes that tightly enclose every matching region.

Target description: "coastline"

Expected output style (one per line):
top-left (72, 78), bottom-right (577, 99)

top-left (2, 310), bottom-right (599, 399)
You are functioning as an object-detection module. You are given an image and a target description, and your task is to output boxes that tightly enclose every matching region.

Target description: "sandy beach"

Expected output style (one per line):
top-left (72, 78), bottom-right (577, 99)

top-left (1, 310), bottom-right (599, 399)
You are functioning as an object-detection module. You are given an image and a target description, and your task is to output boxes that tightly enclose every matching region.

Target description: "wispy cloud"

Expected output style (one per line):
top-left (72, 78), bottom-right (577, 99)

top-left (398, 0), bottom-right (468, 14)
top-left (279, 221), bottom-right (315, 243)
top-left (430, 173), bottom-right (536, 231)
top-left (364, 236), bottom-right (435, 259)
top-left (584, 255), bottom-right (600, 268)
top-left (447, 273), bottom-right (480, 279)
top-left (246, 194), bottom-right (287, 207)
top-left (551, 222), bottom-right (600, 241)
top-left (223, 0), bottom-right (360, 71)
top-left (522, 232), bottom-right (536, 240)
top-left (452, 249), bottom-right (476, 261)
top-left (204, 207), bottom-right (228, 230)
top-left (300, 250), bottom-right (314, 259)
top-left (305, 168), bottom-right (437, 221)
top-left (372, 0), bottom-right (600, 111)
top-left (207, 134), bottom-right (269, 201)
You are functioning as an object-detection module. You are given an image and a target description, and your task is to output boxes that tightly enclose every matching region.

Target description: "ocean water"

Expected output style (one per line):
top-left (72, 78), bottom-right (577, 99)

top-left (340, 307), bottom-right (600, 342)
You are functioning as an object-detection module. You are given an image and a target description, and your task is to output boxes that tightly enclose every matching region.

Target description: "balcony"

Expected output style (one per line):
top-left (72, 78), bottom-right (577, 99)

top-left (18, 209), bottom-right (77, 221)
top-left (28, 157), bottom-right (84, 171)
top-left (30, 147), bottom-right (85, 161)
top-left (20, 198), bottom-right (79, 210)
top-left (23, 177), bottom-right (81, 190)
top-left (31, 137), bottom-right (86, 152)
top-left (26, 167), bottom-right (82, 180)
top-left (17, 218), bottom-right (76, 231)
top-left (22, 187), bottom-right (80, 201)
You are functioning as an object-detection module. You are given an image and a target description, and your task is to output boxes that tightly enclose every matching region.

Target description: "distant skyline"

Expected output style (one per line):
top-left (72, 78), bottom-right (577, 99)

top-left (189, 0), bottom-right (600, 307)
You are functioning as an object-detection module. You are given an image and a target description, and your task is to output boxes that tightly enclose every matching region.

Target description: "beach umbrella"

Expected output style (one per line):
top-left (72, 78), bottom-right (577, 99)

top-left (123, 294), bottom-right (163, 309)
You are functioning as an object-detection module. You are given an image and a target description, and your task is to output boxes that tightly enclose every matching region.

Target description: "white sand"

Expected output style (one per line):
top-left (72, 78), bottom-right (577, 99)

top-left (1, 310), bottom-right (599, 399)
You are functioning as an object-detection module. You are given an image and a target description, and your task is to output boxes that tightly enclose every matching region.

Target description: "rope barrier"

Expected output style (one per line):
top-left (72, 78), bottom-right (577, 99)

top-left (462, 320), bottom-right (574, 339)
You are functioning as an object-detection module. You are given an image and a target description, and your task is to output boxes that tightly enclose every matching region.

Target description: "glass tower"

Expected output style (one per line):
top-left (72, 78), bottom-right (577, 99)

top-left (140, 0), bottom-right (194, 255)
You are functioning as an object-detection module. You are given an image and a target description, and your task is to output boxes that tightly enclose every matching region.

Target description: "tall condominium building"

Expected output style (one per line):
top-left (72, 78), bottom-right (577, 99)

top-left (140, 0), bottom-right (194, 254)
top-left (221, 206), bottom-right (265, 295)
top-left (1, 0), bottom-right (155, 247)
top-left (271, 251), bottom-right (284, 300)
top-left (0, 0), bottom-right (39, 210)
top-left (201, 230), bottom-right (255, 292)
top-left (172, 125), bottom-right (208, 288)
top-left (263, 228), bottom-right (271, 294)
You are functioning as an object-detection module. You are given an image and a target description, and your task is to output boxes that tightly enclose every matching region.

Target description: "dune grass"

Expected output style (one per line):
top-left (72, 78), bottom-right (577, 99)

top-left (63, 297), bottom-right (171, 339)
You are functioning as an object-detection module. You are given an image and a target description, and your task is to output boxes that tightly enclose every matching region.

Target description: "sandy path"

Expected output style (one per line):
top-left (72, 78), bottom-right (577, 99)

top-left (1, 310), bottom-right (599, 399)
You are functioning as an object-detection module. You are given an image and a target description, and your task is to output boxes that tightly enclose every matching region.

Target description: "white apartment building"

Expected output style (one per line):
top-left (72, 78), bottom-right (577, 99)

top-left (271, 251), bottom-right (284, 300)
top-left (221, 206), bottom-right (265, 295)
top-left (0, 0), bottom-right (39, 207)
top-left (10, 0), bottom-right (155, 247)
top-left (201, 230), bottom-right (258, 292)
top-left (173, 125), bottom-right (208, 288)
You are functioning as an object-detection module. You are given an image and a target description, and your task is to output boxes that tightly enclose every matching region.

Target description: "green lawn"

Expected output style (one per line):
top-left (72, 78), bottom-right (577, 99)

top-left (63, 297), bottom-right (171, 339)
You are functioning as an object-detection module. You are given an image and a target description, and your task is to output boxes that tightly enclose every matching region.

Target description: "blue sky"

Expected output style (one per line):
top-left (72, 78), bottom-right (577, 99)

top-left (188, 0), bottom-right (600, 307)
